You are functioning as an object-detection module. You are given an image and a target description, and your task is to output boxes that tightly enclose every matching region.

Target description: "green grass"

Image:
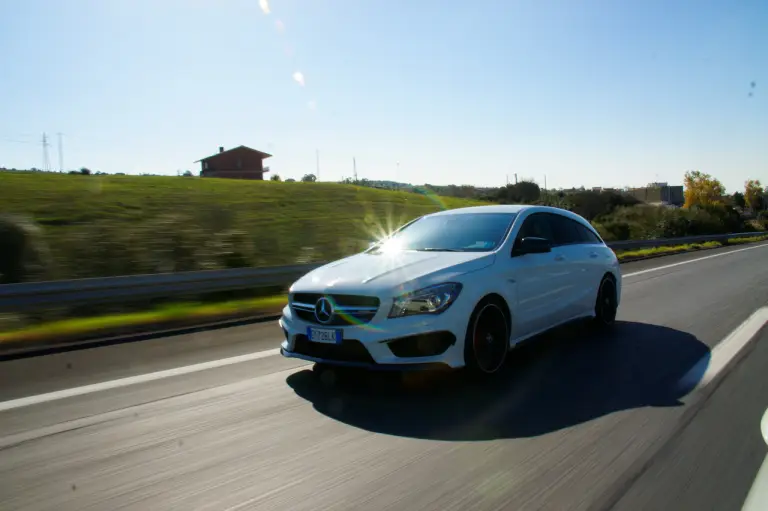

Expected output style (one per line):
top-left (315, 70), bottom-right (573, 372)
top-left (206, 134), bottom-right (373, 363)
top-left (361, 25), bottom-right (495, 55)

top-left (725, 235), bottom-right (768, 244)
top-left (615, 241), bottom-right (722, 260)
top-left (0, 294), bottom-right (287, 344)
top-left (0, 171), bottom-right (486, 280)
top-left (615, 235), bottom-right (768, 260)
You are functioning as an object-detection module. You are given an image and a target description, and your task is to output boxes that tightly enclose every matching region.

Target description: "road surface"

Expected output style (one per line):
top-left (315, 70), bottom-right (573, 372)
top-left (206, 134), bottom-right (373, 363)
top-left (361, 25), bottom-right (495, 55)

top-left (1, 242), bottom-right (768, 510)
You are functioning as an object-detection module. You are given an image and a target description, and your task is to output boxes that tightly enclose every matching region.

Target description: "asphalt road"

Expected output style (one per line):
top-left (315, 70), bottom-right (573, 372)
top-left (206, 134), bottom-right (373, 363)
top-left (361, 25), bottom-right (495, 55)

top-left (2, 242), bottom-right (768, 510)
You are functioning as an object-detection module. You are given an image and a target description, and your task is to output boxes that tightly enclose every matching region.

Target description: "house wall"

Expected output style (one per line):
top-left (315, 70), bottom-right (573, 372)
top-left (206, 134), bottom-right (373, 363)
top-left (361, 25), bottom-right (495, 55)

top-left (200, 147), bottom-right (266, 180)
top-left (628, 185), bottom-right (684, 205)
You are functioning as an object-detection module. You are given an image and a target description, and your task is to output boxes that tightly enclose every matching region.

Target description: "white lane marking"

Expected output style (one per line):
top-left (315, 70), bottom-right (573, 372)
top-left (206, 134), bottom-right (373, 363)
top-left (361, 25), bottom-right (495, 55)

top-left (0, 348), bottom-right (282, 413)
top-left (0, 365), bottom-right (303, 449)
top-left (623, 242), bottom-right (768, 278)
top-left (679, 306), bottom-right (768, 391)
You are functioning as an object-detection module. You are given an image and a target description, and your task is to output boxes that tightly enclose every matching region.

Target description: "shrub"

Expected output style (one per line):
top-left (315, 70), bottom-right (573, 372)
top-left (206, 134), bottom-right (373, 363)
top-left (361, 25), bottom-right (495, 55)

top-left (0, 215), bottom-right (51, 283)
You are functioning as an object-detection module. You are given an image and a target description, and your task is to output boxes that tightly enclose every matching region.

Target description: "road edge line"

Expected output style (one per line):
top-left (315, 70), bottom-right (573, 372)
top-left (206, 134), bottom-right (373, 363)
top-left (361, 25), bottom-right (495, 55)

top-left (591, 306), bottom-right (768, 511)
top-left (0, 347), bottom-right (282, 413)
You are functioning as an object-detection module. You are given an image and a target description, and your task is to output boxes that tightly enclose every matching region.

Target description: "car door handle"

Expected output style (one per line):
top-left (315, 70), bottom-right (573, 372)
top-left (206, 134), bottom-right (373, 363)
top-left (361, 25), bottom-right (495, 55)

top-left (589, 252), bottom-right (599, 258)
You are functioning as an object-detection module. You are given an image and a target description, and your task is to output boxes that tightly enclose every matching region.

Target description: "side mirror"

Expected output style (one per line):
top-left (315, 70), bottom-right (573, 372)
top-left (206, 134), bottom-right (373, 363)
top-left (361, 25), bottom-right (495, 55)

top-left (513, 236), bottom-right (552, 256)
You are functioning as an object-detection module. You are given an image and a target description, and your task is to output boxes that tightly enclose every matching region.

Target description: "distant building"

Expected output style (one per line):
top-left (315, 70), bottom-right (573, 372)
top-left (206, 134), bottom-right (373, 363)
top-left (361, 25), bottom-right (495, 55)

top-left (196, 145), bottom-right (272, 180)
top-left (627, 182), bottom-right (684, 206)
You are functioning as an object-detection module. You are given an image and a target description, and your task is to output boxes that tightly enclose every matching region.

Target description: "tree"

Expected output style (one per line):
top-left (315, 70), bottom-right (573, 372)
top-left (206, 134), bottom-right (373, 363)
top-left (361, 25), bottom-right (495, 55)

top-left (497, 180), bottom-right (541, 204)
top-left (80, 167), bottom-right (92, 175)
top-left (744, 179), bottom-right (763, 210)
top-left (683, 171), bottom-right (725, 208)
top-left (182, 170), bottom-right (193, 177)
top-left (301, 173), bottom-right (317, 182)
top-left (270, 174), bottom-right (282, 181)
top-left (732, 191), bottom-right (746, 208)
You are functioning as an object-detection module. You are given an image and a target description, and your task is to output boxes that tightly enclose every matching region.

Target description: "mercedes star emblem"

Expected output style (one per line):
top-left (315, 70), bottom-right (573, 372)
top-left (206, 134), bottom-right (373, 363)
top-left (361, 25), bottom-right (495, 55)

top-left (314, 297), bottom-right (334, 324)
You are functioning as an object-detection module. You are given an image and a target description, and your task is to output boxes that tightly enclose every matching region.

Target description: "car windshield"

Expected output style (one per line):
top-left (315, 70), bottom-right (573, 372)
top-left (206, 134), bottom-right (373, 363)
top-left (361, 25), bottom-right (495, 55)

top-left (373, 212), bottom-right (518, 253)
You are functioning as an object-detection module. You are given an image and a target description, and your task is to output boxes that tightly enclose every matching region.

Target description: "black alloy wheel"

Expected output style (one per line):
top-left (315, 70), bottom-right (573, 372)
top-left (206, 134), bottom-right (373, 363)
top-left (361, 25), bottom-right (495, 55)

top-left (594, 276), bottom-right (618, 327)
top-left (465, 300), bottom-right (509, 376)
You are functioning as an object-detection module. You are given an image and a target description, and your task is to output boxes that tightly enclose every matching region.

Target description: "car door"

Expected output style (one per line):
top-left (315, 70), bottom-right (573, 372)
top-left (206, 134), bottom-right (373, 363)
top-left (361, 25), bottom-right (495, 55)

top-left (507, 213), bottom-right (575, 338)
top-left (548, 213), bottom-right (593, 318)
top-left (573, 220), bottom-right (610, 312)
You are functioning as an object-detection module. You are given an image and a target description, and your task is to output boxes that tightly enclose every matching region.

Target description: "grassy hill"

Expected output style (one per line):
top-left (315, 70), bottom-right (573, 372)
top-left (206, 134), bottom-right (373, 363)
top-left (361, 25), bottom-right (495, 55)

top-left (0, 171), bottom-right (486, 281)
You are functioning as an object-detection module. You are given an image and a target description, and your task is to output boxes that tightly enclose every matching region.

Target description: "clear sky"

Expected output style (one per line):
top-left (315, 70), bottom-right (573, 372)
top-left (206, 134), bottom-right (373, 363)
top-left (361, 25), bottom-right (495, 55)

top-left (1, 0), bottom-right (765, 192)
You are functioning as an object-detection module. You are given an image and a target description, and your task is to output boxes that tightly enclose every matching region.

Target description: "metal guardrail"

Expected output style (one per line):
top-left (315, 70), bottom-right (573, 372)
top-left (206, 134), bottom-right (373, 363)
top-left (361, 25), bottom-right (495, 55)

top-left (0, 263), bottom-right (324, 312)
top-left (607, 231), bottom-right (765, 250)
top-left (0, 232), bottom-right (764, 313)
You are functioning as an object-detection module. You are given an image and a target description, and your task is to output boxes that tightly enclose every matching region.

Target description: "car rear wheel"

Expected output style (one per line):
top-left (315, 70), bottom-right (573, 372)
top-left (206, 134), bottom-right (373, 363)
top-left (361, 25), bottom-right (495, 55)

top-left (593, 276), bottom-right (618, 328)
top-left (464, 299), bottom-right (509, 377)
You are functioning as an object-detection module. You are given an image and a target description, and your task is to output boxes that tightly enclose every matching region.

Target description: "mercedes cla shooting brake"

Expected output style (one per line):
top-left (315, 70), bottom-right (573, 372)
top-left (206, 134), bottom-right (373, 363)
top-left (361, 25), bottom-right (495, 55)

top-left (279, 205), bottom-right (621, 376)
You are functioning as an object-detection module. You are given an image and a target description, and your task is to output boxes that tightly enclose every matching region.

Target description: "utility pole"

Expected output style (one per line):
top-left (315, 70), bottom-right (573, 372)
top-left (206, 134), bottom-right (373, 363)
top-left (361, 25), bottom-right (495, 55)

top-left (315, 149), bottom-right (320, 181)
top-left (514, 173), bottom-right (518, 184)
top-left (42, 133), bottom-right (51, 172)
top-left (544, 175), bottom-right (548, 205)
top-left (353, 157), bottom-right (358, 182)
top-left (57, 132), bottom-right (64, 172)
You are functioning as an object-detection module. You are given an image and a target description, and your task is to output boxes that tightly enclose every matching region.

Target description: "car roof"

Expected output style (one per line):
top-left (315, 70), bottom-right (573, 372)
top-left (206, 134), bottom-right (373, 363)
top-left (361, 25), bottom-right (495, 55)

top-left (428, 204), bottom-right (531, 216)
top-left (428, 204), bottom-right (587, 223)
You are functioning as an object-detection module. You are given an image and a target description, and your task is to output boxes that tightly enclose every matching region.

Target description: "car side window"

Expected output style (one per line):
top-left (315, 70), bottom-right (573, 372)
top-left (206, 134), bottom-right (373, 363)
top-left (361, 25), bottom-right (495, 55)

top-left (548, 213), bottom-right (582, 246)
top-left (514, 213), bottom-right (554, 244)
top-left (575, 222), bottom-right (603, 244)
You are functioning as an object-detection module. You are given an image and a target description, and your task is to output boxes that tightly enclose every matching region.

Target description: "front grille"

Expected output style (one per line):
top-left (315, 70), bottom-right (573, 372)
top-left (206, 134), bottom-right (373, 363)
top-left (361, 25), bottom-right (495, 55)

top-left (291, 293), bottom-right (380, 326)
top-left (293, 293), bottom-right (379, 307)
top-left (291, 335), bottom-right (375, 364)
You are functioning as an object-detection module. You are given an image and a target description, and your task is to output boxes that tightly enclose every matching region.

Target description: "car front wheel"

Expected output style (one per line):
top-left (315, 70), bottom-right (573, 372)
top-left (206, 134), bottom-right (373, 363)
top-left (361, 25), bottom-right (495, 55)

top-left (593, 276), bottom-right (618, 327)
top-left (464, 299), bottom-right (510, 377)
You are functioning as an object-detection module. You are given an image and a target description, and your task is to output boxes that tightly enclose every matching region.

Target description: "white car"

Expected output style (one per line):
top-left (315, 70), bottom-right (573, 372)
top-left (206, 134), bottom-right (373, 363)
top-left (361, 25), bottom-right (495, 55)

top-left (279, 205), bottom-right (621, 376)
top-left (742, 407), bottom-right (768, 510)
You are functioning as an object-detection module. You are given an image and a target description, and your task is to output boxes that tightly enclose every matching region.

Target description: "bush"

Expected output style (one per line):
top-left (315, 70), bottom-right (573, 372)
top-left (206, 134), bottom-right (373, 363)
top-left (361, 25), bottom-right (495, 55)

top-left (563, 190), bottom-right (640, 221)
top-left (590, 203), bottom-right (747, 241)
top-left (0, 215), bottom-right (51, 283)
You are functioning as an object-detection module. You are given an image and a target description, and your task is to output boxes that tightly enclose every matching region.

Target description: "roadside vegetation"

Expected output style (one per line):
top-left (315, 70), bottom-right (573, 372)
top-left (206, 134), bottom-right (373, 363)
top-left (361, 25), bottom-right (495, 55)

top-left (614, 235), bottom-right (768, 261)
top-left (3, 234), bottom-right (768, 345)
top-left (2, 169), bottom-right (766, 285)
top-left (0, 295), bottom-right (287, 345)
top-left (0, 171), bottom-right (483, 283)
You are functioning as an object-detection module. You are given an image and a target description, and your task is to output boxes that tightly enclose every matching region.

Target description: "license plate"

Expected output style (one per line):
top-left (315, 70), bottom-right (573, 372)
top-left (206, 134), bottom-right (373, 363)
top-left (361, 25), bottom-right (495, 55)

top-left (307, 327), bottom-right (343, 344)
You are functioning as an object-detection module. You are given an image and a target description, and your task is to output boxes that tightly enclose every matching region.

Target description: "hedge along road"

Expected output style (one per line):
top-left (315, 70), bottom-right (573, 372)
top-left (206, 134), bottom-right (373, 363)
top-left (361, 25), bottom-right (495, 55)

top-left (1, 240), bottom-right (768, 510)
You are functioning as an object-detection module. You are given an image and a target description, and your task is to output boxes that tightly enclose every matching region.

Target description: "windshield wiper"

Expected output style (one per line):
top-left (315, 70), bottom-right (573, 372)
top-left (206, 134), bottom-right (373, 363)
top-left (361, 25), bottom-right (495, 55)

top-left (415, 248), bottom-right (464, 252)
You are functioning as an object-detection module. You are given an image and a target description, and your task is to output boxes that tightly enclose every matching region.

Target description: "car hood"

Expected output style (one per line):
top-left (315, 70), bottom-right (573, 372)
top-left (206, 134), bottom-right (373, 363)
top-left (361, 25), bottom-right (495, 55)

top-left (291, 250), bottom-right (496, 295)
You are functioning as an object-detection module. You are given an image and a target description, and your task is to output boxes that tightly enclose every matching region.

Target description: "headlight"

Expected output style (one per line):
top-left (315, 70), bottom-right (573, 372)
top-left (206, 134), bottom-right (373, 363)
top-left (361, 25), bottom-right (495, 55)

top-left (388, 283), bottom-right (462, 318)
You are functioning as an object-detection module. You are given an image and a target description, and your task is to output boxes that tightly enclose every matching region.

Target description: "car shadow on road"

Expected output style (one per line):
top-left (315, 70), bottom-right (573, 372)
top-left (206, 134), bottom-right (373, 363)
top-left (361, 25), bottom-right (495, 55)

top-left (286, 321), bottom-right (711, 441)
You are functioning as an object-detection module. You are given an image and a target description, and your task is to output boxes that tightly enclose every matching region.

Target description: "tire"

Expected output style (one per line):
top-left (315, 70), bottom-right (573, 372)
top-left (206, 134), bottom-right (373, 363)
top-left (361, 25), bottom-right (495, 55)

top-left (464, 298), bottom-right (510, 377)
top-left (593, 276), bottom-right (618, 328)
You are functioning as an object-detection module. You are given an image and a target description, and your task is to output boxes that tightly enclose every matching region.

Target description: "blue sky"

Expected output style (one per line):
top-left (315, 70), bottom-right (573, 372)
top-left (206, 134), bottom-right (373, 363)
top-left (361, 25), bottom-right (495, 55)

top-left (1, 0), bottom-right (765, 192)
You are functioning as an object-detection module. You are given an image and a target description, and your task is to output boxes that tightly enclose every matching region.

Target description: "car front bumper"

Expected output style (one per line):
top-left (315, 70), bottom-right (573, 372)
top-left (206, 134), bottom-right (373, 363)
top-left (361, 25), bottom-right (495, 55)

top-left (278, 304), bottom-right (468, 370)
